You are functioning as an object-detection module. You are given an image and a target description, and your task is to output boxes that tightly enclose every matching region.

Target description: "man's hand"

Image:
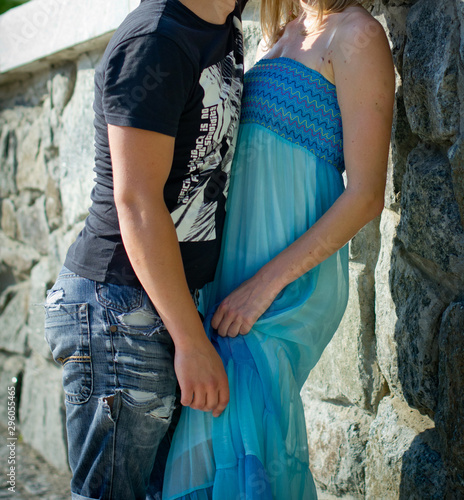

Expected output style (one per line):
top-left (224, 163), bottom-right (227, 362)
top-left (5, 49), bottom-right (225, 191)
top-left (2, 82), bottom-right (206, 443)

top-left (174, 338), bottom-right (229, 418)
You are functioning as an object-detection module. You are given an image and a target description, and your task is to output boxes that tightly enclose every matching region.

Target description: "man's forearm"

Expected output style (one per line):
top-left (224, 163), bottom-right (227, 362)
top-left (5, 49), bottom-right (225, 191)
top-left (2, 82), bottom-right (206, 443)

top-left (117, 197), bottom-right (205, 348)
top-left (117, 197), bottom-right (230, 416)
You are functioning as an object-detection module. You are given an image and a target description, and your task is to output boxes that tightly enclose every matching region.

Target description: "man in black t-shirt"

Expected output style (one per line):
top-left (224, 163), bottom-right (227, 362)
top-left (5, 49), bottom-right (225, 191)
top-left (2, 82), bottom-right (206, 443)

top-left (44, 1), bottom-right (247, 498)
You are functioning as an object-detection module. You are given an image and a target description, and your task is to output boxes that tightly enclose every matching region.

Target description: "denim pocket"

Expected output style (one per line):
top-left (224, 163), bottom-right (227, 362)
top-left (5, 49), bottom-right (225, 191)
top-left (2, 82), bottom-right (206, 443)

top-left (44, 302), bottom-right (93, 404)
top-left (96, 282), bottom-right (167, 337)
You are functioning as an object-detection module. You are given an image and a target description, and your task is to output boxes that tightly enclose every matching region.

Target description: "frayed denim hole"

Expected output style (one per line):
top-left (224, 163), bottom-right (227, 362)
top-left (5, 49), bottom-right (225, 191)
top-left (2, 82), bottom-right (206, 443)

top-left (121, 389), bottom-right (175, 422)
top-left (100, 394), bottom-right (117, 423)
top-left (117, 309), bottom-right (160, 328)
top-left (114, 308), bottom-right (166, 337)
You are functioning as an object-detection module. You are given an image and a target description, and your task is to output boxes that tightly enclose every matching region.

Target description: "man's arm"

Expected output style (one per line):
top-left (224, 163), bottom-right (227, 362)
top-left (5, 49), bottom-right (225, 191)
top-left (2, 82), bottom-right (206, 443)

top-left (109, 124), bottom-right (229, 417)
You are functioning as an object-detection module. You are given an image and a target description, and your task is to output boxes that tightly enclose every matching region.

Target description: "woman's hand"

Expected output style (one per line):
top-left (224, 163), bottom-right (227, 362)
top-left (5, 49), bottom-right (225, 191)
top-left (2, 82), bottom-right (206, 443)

top-left (211, 272), bottom-right (281, 337)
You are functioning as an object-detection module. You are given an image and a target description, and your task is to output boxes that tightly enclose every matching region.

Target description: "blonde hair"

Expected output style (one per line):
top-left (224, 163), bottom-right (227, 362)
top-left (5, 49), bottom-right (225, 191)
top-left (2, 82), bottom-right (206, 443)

top-left (260, 0), bottom-right (367, 46)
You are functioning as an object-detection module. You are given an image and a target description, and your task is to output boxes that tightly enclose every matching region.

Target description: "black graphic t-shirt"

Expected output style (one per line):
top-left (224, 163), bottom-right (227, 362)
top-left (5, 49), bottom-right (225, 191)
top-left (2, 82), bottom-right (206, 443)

top-left (65, 0), bottom-right (244, 290)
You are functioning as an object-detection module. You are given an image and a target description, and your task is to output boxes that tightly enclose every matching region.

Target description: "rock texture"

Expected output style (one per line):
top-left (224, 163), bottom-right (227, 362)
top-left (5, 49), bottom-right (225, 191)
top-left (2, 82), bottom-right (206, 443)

top-left (304, 398), bottom-right (373, 497)
top-left (403, 0), bottom-right (459, 143)
top-left (302, 0), bottom-right (464, 497)
top-left (436, 302), bottom-right (464, 497)
top-left (0, 1), bottom-right (463, 498)
top-left (0, 424), bottom-right (72, 499)
top-left (365, 396), bottom-right (445, 500)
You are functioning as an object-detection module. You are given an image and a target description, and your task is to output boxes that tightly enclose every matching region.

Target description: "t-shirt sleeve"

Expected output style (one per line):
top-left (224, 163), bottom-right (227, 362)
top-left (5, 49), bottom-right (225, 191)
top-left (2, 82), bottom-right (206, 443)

top-left (102, 34), bottom-right (195, 137)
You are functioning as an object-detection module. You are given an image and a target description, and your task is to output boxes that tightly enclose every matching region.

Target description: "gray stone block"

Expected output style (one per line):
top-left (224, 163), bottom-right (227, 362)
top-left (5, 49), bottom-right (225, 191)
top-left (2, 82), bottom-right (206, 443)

top-left (390, 242), bottom-right (452, 414)
top-left (0, 352), bottom-right (26, 423)
top-left (45, 176), bottom-right (62, 232)
top-left (390, 92), bottom-right (418, 212)
top-left (242, 0), bottom-right (261, 74)
top-left (0, 230), bottom-right (40, 286)
top-left (448, 135), bottom-right (464, 226)
top-left (19, 354), bottom-right (68, 473)
top-left (25, 258), bottom-right (56, 361)
top-left (1, 198), bottom-right (18, 240)
top-left (49, 63), bottom-right (77, 115)
top-left (243, 20), bottom-right (262, 71)
top-left (15, 114), bottom-right (48, 193)
top-left (375, 209), bottom-right (401, 398)
top-left (397, 434), bottom-right (446, 500)
top-left (59, 50), bottom-right (102, 229)
top-left (365, 395), bottom-right (444, 500)
top-left (376, 3), bottom-right (408, 75)
top-left (403, 0), bottom-right (459, 142)
top-left (397, 143), bottom-right (464, 277)
top-left (305, 259), bottom-right (387, 412)
top-left (16, 195), bottom-right (50, 256)
top-left (304, 398), bottom-right (373, 498)
top-left (0, 127), bottom-right (18, 198)
top-left (0, 282), bottom-right (29, 355)
top-left (436, 302), bottom-right (464, 497)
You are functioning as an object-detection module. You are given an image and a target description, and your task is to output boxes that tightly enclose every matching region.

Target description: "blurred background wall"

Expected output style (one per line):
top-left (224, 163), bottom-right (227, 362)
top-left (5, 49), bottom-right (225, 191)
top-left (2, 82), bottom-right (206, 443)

top-left (0, 0), bottom-right (463, 498)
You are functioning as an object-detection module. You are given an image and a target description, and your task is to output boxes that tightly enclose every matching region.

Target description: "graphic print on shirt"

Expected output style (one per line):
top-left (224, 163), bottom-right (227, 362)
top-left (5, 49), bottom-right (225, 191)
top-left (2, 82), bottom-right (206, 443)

top-left (171, 16), bottom-right (244, 242)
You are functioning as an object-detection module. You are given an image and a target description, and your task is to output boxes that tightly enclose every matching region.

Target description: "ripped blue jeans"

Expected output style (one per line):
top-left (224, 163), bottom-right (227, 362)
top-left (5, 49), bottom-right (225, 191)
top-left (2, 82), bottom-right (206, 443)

top-left (44, 266), bottom-right (180, 500)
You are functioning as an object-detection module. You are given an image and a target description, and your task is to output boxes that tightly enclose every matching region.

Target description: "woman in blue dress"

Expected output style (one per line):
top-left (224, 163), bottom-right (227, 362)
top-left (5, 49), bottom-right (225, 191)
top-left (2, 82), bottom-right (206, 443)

top-left (163, 0), bottom-right (395, 498)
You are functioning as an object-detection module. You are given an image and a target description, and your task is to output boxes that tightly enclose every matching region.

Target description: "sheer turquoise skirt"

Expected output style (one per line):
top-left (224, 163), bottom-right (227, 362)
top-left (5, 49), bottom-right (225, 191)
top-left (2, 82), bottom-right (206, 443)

top-left (162, 125), bottom-right (349, 500)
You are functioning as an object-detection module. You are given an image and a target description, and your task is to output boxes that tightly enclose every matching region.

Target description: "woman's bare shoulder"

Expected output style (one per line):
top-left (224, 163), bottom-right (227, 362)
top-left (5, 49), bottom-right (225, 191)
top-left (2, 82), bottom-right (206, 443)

top-left (330, 6), bottom-right (395, 122)
top-left (334, 7), bottom-right (390, 59)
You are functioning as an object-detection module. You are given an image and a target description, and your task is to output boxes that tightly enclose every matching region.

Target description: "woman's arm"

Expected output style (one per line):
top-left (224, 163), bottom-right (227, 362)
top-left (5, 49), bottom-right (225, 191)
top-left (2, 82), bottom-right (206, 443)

top-left (211, 13), bottom-right (395, 337)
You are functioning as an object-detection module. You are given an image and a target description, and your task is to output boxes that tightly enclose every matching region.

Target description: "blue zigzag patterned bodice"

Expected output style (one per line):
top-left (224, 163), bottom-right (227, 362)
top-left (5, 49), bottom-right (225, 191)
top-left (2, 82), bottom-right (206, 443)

top-left (241, 57), bottom-right (345, 174)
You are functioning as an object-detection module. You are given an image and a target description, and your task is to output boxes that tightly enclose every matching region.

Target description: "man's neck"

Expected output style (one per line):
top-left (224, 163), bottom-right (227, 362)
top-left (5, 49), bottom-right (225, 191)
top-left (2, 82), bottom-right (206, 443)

top-left (179, 0), bottom-right (236, 25)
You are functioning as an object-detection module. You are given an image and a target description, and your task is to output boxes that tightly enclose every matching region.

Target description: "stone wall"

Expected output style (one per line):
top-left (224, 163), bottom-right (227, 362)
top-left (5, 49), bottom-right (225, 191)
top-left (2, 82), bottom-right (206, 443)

top-left (302, 0), bottom-right (464, 498)
top-left (0, 0), bottom-right (463, 497)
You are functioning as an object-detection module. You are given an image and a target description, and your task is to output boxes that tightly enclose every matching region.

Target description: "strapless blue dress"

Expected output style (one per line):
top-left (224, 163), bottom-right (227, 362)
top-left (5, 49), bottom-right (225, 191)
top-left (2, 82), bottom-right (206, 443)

top-left (162, 57), bottom-right (349, 500)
